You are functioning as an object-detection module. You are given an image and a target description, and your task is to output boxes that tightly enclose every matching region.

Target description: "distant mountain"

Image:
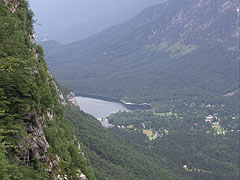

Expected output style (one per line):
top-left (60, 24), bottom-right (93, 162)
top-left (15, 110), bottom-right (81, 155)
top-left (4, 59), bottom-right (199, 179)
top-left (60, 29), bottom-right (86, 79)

top-left (43, 0), bottom-right (239, 106)
top-left (32, 0), bottom-right (166, 43)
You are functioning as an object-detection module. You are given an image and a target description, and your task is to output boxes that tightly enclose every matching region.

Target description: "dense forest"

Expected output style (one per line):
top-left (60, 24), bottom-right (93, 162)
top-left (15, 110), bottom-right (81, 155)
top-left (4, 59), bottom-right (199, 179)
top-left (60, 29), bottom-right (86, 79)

top-left (64, 101), bottom-right (183, 180)
top-left (107, 102), bottom-right (239, 179)
top-left (0, 1), bottom-right (95, 179)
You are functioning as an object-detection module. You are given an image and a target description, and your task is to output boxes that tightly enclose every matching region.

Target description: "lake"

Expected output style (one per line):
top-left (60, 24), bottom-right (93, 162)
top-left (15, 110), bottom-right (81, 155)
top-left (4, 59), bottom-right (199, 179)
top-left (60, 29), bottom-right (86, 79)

top-left (76, 96), bottom-right (130, 119)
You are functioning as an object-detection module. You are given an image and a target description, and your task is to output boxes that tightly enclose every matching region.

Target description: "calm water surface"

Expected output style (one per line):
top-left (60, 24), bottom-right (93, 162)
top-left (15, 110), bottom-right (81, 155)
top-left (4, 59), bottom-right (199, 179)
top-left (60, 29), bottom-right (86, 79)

top-left (76, 96), bottom-right (130, 119)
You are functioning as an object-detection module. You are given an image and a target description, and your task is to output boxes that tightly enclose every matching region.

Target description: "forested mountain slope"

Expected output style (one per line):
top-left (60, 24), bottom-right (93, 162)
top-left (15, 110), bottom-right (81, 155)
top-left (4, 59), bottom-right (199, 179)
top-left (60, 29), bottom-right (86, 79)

top-left (0, 1), bottom-right (95, 179)
top-left (64, 98), bottom-right (184, 180)
top-left (43, 0), bottom-right (239, 106)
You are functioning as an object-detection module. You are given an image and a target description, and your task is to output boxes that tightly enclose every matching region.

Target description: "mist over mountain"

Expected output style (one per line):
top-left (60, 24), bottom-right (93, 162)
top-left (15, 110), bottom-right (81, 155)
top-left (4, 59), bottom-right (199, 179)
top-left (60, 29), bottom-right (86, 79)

top-left (29, 0), bottom-right (166, 43)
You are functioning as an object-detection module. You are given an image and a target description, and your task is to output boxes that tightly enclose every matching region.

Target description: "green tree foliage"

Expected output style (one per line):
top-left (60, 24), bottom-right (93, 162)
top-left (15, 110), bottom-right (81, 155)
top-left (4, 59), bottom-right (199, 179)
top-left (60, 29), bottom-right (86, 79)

top-left (0, 134), bottom-right (10, 179)
top-left (0, 131), bottom-right (50, 180)
top-left (0, 1), bottom-right (95, 179)
top-left (107, 103), bottom-right (240, 180)
top-left (64, 103), bottom-right (183, 180)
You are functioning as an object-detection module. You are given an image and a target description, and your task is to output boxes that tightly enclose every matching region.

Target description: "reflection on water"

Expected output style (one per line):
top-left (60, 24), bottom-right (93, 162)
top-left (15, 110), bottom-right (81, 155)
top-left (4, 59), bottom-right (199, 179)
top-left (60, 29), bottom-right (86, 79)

top-left (76, 96), bottom-right (130, 119)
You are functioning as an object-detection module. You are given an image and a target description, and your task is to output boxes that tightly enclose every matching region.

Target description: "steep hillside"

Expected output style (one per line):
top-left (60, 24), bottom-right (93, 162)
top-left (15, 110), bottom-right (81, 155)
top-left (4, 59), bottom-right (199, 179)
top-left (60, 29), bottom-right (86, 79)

top-left (0, 1), bottom-right (95, 179)
top-left (64, 97), bottom-right (184, 180)
top-left (43, 0), bottom-right (239, 107)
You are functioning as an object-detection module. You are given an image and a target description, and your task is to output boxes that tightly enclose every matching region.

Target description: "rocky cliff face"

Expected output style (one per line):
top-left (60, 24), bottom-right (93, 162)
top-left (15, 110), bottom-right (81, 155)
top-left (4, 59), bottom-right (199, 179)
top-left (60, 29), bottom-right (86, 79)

top-left (2, 0), bottom-right (19, 12)
top-left (23, 113), bottom-right (50, 163)
top-left (2, 0), bottom-right (58, 172)
top-left (66, 91), bottom-right (79, 107)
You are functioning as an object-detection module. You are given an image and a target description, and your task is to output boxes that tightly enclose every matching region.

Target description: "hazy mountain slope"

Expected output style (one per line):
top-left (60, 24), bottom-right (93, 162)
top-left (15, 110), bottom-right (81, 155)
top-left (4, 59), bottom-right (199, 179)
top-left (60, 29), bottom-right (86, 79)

top-left (0, 1), bottom-right (95, 179)
top-left (30, 0), bottom-right (166, 43)
top-left (43, 0), bottom-right (239, 106)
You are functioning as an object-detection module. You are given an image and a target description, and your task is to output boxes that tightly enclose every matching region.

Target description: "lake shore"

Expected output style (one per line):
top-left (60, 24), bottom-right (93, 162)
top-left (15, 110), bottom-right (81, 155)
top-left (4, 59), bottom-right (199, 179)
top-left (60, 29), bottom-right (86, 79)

top-left (75, 92), bottom-right (152, 110)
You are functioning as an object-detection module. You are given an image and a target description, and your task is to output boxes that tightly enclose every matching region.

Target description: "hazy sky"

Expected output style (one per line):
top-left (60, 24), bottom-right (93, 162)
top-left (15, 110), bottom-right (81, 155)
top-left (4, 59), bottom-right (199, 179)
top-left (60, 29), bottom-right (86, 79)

top-left (28, 0), bottom-right (137, 29)
top-left (28, 0), bottom-right (165, 42)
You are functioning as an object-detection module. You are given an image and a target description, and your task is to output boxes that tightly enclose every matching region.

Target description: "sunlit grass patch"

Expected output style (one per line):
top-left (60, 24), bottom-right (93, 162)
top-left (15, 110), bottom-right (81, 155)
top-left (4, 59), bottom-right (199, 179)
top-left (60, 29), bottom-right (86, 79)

top-left (154, 112), bottom-right (178, 117)
top-left (143, 129), bottom-right (153, 138)
top-left (127, 125), bottom-right (134, 129)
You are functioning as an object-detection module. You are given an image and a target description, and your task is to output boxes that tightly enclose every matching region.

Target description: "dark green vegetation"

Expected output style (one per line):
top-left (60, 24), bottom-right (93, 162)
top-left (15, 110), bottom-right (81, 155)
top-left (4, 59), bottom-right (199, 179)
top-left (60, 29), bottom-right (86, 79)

top-left (0, 1), bottom-right (95, 179)
top-left (108, 103), bottom-right (239, 179)
top-left (63, 91), bottom-right (239, 180)
top-left (65, 102), bottom-right (186, 180)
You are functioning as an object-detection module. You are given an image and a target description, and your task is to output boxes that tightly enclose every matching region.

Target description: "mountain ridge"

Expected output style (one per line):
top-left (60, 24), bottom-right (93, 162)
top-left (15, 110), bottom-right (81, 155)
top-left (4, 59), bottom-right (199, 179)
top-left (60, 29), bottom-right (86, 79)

top-left (31, 0), bottom-right (166, 43)
top-left (43, 0), bottom-right (239, 106)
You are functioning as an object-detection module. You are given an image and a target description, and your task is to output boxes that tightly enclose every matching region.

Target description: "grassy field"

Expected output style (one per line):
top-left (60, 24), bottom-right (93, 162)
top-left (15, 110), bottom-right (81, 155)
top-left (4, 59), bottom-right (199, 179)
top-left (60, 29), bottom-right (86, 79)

top-left (143, 130), bottom-right (153, 138)
top-left (143, 129), bottom-right (159, 141)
